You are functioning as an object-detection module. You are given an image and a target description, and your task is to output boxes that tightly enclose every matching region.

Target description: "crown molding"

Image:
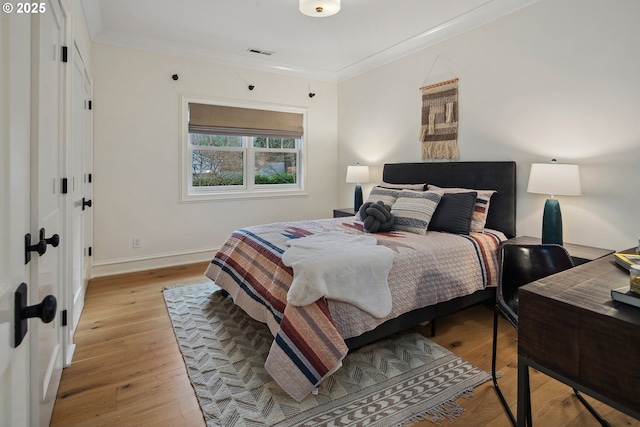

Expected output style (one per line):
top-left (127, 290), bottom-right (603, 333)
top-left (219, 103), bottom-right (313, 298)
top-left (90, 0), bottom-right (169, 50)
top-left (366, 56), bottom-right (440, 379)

top-left (80, 0), bottom-right (102, 40)
top-left (336, 0), bottom-right (543, 81)
top-left (82, 0), bottom-right (542, 83)
top-left (93, 29), bottom-right (339, 82)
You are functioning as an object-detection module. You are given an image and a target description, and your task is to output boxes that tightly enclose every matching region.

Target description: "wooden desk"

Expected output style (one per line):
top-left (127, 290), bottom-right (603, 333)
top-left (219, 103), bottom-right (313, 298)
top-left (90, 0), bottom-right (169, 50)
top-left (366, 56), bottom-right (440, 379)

top-left (517, 253), bottom-right (640, 426)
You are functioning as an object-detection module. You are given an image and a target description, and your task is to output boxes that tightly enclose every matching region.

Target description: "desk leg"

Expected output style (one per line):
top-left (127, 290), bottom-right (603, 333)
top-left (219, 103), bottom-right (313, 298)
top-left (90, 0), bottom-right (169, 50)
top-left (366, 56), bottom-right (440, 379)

top-left (517, 356), bottom-right (531, 427)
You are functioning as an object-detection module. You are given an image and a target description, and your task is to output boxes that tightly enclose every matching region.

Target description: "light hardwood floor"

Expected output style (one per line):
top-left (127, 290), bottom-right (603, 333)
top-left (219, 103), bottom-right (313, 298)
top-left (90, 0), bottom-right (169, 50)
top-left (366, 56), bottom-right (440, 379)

top-left (51, 263), bottom-right (639, 427)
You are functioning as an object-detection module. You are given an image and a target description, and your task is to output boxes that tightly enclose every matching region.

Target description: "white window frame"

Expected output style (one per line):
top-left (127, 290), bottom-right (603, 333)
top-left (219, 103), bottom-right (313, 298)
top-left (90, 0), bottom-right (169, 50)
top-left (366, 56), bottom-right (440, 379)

top-left (180, 96), bottom-right (308, 202)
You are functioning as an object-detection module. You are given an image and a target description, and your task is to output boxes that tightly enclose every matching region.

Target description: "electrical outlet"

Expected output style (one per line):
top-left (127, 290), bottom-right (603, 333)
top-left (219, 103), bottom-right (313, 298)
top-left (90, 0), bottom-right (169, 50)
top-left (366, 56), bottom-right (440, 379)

top-left (133, 237), bottom-right (141, 248)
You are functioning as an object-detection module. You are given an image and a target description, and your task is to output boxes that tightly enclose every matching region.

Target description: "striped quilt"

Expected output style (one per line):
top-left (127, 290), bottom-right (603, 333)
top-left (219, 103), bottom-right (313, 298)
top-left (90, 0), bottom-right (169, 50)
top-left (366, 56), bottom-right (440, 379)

top-left (204, 217), bottom-right (505, 402)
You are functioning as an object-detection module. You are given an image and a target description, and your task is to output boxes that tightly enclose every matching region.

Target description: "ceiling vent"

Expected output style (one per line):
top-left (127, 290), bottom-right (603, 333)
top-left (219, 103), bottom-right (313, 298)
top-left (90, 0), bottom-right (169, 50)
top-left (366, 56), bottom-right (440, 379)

top-left (247, 48), bottom-right (275, 56)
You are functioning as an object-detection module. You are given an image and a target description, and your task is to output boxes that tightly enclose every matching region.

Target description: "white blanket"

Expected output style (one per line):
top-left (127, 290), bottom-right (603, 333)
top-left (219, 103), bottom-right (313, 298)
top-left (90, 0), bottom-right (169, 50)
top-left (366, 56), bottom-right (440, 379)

top-left (282, 232), bottom-right (394, 318)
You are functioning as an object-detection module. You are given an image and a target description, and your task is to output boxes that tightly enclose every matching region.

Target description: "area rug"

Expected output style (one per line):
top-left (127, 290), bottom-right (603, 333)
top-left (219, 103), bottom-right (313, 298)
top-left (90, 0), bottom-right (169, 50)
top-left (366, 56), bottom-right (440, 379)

top-left (163, 281), bottom-right (491, 427)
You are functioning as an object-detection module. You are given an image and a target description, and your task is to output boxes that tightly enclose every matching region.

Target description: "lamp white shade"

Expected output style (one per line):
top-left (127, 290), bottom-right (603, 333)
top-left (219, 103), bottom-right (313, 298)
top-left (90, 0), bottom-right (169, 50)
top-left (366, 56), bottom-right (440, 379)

top-left (527, 163), bottom-right (581, 197)
top-left (299, 0), bottom-right (340, 17)
top-left (346, 165), bottom-right (370, 183)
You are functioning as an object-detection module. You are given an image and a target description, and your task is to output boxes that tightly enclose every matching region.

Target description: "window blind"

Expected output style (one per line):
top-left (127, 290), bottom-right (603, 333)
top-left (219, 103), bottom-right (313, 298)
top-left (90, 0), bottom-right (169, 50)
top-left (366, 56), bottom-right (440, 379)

top-left (189, 103), bottom-right (303, 139)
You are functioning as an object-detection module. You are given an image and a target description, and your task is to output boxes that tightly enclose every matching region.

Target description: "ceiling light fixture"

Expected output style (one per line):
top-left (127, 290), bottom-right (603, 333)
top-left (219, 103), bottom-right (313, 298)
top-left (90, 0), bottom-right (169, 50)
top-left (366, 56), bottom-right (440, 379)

top-left (299, 0), bottom-right (340, 17)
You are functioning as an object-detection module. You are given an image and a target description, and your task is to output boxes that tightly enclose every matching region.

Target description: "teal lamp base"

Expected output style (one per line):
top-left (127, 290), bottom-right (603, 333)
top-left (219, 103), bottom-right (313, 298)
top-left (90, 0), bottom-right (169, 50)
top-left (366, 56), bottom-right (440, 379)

top-left (354, 184), bottom-right (363, 212)
top-left (542, 198), bottom-right (563, 245)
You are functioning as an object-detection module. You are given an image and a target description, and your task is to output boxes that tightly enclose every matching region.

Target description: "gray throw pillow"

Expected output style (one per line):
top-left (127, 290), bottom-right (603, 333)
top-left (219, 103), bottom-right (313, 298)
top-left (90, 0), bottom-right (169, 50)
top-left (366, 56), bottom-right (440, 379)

top-left (428, 192), bottom-right (477, 235)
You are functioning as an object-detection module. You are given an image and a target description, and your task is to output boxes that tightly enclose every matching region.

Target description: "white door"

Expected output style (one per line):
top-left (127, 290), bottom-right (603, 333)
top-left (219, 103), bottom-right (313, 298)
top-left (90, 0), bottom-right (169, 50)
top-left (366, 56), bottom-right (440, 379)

top-left (0, 10), bottom-right (34, 427)
top-left (66, 43), bottom-right (91, 358)
top-left (81, 63), bottom-right (93, 302)
top-left (30, 1), bottom-right (66, 424)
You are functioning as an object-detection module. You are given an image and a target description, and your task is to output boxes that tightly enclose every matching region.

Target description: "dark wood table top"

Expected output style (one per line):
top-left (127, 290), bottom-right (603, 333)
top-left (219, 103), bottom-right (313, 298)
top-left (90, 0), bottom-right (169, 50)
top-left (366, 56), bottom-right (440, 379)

top-left (518, 251), bottom-right (640, 419)
top-left (520, 251), bottom-right (640, 323)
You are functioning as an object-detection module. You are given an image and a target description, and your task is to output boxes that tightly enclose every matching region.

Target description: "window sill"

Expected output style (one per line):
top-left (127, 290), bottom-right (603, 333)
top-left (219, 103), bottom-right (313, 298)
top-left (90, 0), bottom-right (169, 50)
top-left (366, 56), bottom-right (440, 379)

top-left (180, 188), bottom-right (308, 203)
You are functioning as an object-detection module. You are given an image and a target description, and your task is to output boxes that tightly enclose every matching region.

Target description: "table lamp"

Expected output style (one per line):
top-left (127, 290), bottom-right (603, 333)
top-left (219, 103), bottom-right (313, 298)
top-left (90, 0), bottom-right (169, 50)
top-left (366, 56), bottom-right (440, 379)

top-left (527, 160), bottom-right (581, 245)
top-left (346, 164), bottom-right (370, 212)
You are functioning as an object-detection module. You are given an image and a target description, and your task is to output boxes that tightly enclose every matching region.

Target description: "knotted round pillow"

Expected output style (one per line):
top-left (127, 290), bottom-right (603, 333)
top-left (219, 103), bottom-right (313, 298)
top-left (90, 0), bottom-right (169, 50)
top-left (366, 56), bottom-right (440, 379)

top-left (359, 200), bottom-right (395, 233)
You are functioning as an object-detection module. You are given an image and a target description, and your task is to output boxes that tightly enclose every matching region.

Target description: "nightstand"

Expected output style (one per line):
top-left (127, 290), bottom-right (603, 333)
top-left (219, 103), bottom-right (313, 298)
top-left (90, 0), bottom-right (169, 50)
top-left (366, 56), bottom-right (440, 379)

top-left (333, 207), bottom-right (357, 218)
top-left (504, 236), bottom-right (614, 266)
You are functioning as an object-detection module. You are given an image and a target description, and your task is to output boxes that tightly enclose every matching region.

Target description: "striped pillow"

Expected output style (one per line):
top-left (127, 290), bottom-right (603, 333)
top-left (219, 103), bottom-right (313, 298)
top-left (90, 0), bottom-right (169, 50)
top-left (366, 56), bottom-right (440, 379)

top-left (391, 190), bottom-right (442, 235)
top-left (356, 187), bottom-right (400, 220)
top-left (366, 186), bottom-right (400, 206)
top-left (427, 185), bottom-right (496, 232)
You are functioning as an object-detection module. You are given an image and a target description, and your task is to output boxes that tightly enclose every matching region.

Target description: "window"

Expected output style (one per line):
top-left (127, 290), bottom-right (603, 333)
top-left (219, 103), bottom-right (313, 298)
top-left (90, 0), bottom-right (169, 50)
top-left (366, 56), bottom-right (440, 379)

top-left (181, 98), bottom-right (307, 201)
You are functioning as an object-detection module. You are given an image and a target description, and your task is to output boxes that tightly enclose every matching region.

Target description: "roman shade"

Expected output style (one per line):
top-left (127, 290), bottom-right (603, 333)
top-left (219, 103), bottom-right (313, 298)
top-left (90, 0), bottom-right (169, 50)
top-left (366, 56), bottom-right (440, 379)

top-left (189, 103), bottom-right (304, 139)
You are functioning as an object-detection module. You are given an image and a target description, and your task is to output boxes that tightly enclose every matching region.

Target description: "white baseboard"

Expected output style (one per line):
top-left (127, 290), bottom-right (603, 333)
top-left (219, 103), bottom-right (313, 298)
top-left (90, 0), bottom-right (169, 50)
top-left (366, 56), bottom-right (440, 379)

top-left (91, 247), bottom-right (216, 278)
top-left (64, 344), bottom-right (75, 368)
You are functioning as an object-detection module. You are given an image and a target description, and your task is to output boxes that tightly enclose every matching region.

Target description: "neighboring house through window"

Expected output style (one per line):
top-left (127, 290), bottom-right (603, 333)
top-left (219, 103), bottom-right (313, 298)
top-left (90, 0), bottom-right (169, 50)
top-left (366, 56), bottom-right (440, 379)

top-left (181, 98), bottom-right (307, 201)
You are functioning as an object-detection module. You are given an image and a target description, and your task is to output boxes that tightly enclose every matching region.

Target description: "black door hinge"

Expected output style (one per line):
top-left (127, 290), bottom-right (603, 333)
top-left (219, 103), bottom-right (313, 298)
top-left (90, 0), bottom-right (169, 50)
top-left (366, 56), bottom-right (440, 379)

top-left (88, 100), bottom-right (92, 110)
top-left (88, 173), bottom-right (92, 183)
top-left (61, 178), bottom-right (68, 194)
top-left (61, 309), bottom-right (68, 326)
top-left (61, 46), bottom-right (68, 63)
top-left (88, 247), bottom-right (92, 256)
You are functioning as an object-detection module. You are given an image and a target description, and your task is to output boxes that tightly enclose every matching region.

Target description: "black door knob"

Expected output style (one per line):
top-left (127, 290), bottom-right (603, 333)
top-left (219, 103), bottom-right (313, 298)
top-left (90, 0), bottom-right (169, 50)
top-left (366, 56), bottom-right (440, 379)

top-left (14, 282), bottom-right (58, 347)
top-left (25, 233), bottom-right (47, 264)
top-left (82, 197), bottom-right (92, 210)
top-left (39, 228), bottom-right (60, 248)
top-left (24, 294), bottom-right (57, 323)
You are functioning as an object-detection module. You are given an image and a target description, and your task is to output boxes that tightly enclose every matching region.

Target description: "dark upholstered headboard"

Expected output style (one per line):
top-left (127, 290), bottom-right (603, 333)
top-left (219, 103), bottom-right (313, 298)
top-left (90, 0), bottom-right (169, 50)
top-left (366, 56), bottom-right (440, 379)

top-left (382, 161), bottom-right (516, 238)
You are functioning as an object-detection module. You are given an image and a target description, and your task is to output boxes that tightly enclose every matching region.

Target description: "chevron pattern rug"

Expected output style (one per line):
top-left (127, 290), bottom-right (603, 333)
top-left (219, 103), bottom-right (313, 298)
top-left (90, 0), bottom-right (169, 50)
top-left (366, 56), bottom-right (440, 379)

top-left (163, 281), bottom-right (491, 427)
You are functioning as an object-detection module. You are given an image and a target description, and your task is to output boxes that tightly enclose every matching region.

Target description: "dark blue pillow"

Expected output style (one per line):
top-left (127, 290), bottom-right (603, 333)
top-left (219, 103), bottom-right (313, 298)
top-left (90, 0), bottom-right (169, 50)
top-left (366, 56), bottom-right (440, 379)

top-left (428, 192), bottom-right (477, 235)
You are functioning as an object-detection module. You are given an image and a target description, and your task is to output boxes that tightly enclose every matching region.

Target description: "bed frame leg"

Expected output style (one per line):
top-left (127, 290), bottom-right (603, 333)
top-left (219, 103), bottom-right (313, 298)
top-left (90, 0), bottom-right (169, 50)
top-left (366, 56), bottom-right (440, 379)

top-left (430, 319), bottom-right (436, 337)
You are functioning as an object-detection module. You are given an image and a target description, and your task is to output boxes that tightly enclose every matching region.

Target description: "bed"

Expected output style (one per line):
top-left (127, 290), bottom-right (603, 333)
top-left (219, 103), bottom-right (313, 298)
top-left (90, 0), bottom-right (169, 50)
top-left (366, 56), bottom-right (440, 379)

top-left (204, 161), bottom-right (516, 401)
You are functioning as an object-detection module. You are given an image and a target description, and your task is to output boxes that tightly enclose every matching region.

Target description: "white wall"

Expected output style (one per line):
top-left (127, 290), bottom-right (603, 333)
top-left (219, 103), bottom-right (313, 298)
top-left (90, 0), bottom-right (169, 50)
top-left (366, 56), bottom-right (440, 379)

top-left (338, 0), bottom-right (640, 251)
top-left (92, 0), bottom-right (640, 276)
top-left (91, 44), bottom-right (337, 276)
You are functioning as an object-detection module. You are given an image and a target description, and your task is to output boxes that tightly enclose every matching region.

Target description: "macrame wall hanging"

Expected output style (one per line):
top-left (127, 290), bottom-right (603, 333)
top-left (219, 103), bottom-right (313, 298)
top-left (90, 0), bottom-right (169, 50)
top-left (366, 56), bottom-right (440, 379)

top-left (420, 56), bottom-right (459, 160)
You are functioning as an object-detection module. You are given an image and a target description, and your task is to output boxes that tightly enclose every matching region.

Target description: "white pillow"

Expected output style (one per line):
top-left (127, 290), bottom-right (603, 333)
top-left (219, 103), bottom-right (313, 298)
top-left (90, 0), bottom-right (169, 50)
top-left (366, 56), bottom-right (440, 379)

top-left (377, 181), bottom-right (427, 191)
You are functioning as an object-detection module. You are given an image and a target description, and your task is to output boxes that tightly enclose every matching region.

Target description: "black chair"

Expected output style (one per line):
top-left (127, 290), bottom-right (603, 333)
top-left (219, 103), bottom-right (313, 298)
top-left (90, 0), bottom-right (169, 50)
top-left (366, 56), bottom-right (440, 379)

top-left (491, 243), bottom-right (609, 427)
